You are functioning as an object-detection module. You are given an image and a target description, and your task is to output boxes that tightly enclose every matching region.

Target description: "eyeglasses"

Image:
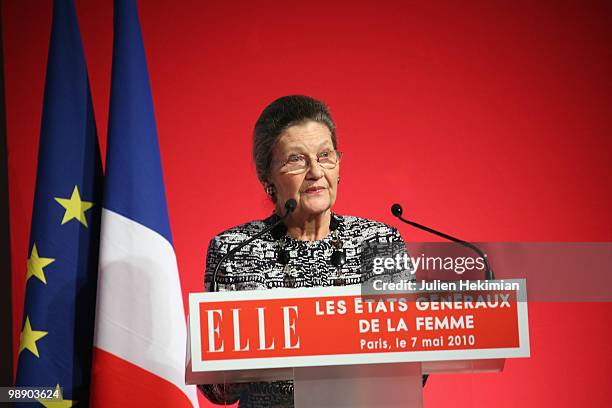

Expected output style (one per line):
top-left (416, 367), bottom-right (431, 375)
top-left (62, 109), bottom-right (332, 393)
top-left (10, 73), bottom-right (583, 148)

top-left (275, 150), bottom-right (343, 174)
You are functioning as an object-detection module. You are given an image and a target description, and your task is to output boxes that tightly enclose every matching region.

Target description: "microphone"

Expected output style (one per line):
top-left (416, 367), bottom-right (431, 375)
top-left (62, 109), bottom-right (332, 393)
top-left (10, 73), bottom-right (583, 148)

top-left (210, 199), bottom-right (297, 292)
top-left (390, 203), bottom-right (494, 280)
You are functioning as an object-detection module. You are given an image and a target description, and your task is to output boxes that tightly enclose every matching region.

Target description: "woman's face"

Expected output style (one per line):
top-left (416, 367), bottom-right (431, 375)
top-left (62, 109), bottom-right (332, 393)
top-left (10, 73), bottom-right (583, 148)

top-left (267, 121), bottom-right (340, 218)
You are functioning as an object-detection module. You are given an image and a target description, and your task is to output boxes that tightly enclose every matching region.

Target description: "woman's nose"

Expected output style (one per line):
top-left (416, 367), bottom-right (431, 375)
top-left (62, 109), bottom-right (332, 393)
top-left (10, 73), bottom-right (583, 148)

top-left (305, 160), bottom-right (325, 179)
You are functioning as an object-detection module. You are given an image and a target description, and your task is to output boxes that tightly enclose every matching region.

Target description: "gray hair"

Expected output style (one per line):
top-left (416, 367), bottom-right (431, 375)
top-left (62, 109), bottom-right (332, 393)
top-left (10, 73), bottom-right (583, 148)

top-left (253, 95), bottom-right (337, 185)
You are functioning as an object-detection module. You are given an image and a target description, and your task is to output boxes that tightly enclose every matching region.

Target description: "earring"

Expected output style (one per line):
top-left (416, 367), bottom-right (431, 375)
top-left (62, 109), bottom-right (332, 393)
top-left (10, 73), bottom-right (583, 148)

top-left (265, 184), bottom-right (276, 196)
top-left (337, 176), bottom-right (340, 184)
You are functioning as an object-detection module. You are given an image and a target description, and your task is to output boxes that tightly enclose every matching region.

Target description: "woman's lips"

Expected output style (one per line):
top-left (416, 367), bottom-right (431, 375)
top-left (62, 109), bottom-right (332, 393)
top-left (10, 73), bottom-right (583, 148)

top-left (303, 186), bottom-right (326, 194)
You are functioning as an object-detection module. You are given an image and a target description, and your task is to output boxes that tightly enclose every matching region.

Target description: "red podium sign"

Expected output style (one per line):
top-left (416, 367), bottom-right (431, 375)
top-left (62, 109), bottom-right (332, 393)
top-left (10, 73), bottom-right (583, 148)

top-left (188, 280), bottom-right (529, 372)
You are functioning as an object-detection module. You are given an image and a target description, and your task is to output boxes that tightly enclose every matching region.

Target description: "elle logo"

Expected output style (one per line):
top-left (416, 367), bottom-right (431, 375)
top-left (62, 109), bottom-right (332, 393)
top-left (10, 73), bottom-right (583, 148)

top-left (205, 306), bottom-right (301, 353)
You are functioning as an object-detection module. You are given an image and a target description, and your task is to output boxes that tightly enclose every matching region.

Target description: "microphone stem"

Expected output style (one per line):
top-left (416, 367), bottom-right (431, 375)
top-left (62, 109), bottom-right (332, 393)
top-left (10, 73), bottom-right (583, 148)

top-left (397, 215), bottom-right (494, 280)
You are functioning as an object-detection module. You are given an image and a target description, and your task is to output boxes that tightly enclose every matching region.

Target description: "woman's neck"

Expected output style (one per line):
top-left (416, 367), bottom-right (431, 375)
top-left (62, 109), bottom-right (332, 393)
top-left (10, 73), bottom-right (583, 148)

top-left (283, 210), bottom-right (331, 241)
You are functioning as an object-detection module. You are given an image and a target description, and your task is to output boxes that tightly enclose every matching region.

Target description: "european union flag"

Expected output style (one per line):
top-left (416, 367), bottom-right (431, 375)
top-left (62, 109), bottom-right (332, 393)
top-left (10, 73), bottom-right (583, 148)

top-left (14, 0), bottom-right (102, 406)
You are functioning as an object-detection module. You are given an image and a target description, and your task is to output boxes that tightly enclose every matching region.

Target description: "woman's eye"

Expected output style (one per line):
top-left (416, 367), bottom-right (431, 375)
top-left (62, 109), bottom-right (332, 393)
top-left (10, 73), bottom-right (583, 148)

top-left (287, 155), bottom-right (303, 163)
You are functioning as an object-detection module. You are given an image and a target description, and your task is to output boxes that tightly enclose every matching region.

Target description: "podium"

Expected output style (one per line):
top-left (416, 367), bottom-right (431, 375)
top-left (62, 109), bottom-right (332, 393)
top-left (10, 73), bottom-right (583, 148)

top-left (186, 280), bottom-right (529, 407)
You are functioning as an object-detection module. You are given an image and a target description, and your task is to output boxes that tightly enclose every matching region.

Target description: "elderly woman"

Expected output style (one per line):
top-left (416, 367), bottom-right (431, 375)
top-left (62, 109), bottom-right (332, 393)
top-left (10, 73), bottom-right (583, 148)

top-left (199, 95), bottom-right (412, 407)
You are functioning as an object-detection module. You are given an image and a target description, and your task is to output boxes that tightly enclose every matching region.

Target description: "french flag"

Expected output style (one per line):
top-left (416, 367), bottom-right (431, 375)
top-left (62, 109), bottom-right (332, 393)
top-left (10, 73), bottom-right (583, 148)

top-left (90, 1), bottom-right (199, 406)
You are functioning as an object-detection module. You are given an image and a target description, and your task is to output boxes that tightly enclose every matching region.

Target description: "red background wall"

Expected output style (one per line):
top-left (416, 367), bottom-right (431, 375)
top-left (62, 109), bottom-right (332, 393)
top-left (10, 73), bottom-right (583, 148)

top-left (4, 0), bottom-right (612, 406)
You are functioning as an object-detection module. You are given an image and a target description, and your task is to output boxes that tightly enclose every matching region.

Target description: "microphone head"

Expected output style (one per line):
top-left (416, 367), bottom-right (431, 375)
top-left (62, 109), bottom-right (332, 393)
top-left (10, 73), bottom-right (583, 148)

top-left (284, 199), bottom-right (297, 213)
top-left (391, 203), bottom-right (403, 217)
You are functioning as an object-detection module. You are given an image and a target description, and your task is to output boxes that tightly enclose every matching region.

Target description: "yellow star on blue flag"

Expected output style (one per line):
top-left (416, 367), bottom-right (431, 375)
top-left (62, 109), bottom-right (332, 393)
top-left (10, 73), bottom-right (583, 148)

top-left (18, 316), bottom-right (48, 358)
top-left (54, 185), bottom-right (94, 227)
top-left (27, 244), bottom-right (55, 284)
top-left (38, 384), bottom-right (75, 408)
